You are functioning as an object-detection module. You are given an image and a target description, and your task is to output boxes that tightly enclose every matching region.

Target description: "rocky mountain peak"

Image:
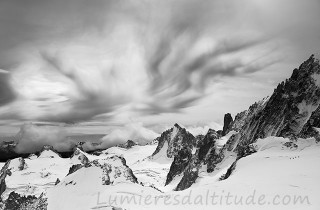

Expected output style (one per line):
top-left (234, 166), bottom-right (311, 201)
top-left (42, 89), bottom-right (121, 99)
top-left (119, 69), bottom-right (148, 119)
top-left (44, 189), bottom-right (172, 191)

top-left (207, 128), bottom-right (219, 138)
top-left (173, 123), bottom-right (182, 129)
top-left (168, 54), bottom-right (320, 191)
top-left (229, 54), bottom-right (320, 156)
top-left (222, 113), bottom-right (233, 136)
top-left (151, 124), bottom-right (195, 158)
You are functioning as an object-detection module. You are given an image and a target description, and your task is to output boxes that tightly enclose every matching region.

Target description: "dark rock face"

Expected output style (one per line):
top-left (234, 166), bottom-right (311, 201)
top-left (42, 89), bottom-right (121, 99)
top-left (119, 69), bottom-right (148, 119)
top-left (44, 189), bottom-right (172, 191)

top-left (219, 161), bottom-right (237, 181)
top-left (0, 161), bottom-right (10, 202)
top-left (222, 113), bottom-right (233, 136)
top-left (237, 144), bottom-right (257, 159)
top-left (166, 129), bottom-right (221, 190)
top-left (55, 178), bottom-right (60, 185)
top-left (118, 140), bottom-right (137, 149)
top-left (206, 149), bottom-right (222, 173)
top-left (165, 148), bottom-right (192, 185)
top-left (175, 159), bottom-right (199, 191)
top-left (198, 129), bottom-right (219, 162)
top-left (299, 105), bottom-right (320, 138)
top-left (71, 148), bottom-right (89, 165)
top-left (230, 98), bottom-right (268, 132)
top-left (194, 134), bottom-right (205, 146)
top-left (152, 123), bottom-right (196, 158)
top-left (167, 54), bottom-right (320, 191)
top-left (67, 164), bottom-right (83, 176)
top-left (3, 191), bottom-right (47, 210)
top-left (18, 157), bottom-right (26, 170)
top-left (235, 55), bottom-right (320, 153)
top-left (283, 141), bottom-right (298, 149)
top-left (98, 157), bottom-right (138, 185)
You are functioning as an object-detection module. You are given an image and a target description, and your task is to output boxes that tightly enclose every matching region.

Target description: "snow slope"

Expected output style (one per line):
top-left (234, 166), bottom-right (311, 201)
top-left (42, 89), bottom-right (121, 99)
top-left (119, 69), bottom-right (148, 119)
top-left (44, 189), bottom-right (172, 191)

top-left (1, 136), bottom-right (319, 210)
top-left (2, 155), bottom-right (70, 200)
top-left (47, 136), bottom-right (320, 210)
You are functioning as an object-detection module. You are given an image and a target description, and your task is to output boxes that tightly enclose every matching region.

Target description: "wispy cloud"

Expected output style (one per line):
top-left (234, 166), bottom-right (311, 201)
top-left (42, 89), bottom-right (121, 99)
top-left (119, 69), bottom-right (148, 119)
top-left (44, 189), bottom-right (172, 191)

top-left (0, 0), bottom-right (319, 124)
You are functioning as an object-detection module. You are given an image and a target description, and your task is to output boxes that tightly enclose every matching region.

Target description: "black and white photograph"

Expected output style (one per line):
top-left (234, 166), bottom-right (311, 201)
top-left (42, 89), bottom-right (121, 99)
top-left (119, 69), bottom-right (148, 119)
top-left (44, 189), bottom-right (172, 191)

top-left (0, 0), bottom-right (320, 209)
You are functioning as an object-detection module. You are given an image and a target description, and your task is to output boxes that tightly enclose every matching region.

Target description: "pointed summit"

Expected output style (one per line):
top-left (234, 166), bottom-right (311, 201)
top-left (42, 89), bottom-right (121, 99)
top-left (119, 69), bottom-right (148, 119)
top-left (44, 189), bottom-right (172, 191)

top-left (151, 124), bottom-right (195, 158)
top-left (222, 113), bottom-right (233, 136)
top-left (173, 123), bottom-right (182, 129)
top-left (230, 54), bottom-right (320, 156)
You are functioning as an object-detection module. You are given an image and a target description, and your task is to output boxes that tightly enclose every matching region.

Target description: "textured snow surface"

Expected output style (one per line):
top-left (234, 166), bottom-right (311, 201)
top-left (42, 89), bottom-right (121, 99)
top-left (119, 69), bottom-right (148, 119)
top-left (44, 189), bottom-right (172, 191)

top-left (3, 156), bottom-right (70, 200)
top-left (1, 137), bottom-right (319, 210)
top-left (46, 137), bottom-right (320, 210)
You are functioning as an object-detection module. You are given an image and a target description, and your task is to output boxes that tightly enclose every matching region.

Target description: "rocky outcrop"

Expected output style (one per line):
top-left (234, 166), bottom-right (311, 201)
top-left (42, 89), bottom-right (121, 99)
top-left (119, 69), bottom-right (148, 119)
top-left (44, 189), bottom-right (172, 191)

top-left (151, 124), bottom-right (197, 189)
top-left (168, 54), bottom-right (320, 191)
top-left (72, 142), bottom-right (85, 151)
top-left (67, 164), bottom-right (83, 176)
top-left (97, 156), bottom-right (138, 185)
top-left (194, 134), bottom-right (204, 146)
top-left (222, 113), bottom-right (233, 136)
top-left (70, 148), bottom-right (89, 165)
top-left (219, 161), bottom-right (237, 181)
top-left (165, 129), bottom-right (221, 190)
top-left (0, 161), bottom-right (10, 202)
top-left (152, 123), bottom-right (196, 158)
top-left (117, 140), bottom-right (137, 149)
top-left (175, 158), bottom-right (200, 191)
top-left (67, 155), bottom-right (138, 185)
top-left (299, 105), bottom-right (320, 138)
top-left (54, 178), bottom-right (60, 185)
top-left (234, 55), bottom-right (320, 156)
top-left (229, 97), bottom-right (269, 132)
top-left (3, 191), bottom-right (47, 210)
top-left (198, 129), bottom-right (219, 162)
top-left (165, 148), bottom-right (192, 185)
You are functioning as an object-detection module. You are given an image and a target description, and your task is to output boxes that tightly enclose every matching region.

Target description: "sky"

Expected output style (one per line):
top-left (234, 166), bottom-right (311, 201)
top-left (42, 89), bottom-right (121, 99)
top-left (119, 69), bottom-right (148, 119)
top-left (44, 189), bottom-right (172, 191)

top-left (0, 0), bottom-right (320, 149)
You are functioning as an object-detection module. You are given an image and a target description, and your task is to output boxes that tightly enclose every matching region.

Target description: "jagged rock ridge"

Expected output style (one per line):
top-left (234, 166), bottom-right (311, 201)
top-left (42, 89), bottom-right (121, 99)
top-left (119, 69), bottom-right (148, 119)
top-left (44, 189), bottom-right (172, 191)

top-left (167, 54), bottom-right (320, 191)
top-left (235, 54), bottom-right (320, 156)
top-left (151, 123), bottom-right (196, 159)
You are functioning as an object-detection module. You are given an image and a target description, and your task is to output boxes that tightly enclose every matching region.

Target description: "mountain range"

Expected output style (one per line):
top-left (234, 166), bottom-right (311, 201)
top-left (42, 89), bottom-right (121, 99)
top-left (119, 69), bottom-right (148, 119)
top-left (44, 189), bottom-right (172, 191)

top-left (0, 55), bottom-right (320, 209)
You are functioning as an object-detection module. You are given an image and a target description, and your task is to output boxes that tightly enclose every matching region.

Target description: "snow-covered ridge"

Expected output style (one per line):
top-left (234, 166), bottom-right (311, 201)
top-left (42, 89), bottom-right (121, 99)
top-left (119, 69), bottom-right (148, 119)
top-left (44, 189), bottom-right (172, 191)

top-left (0, 130), bottom-right (319, 210)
